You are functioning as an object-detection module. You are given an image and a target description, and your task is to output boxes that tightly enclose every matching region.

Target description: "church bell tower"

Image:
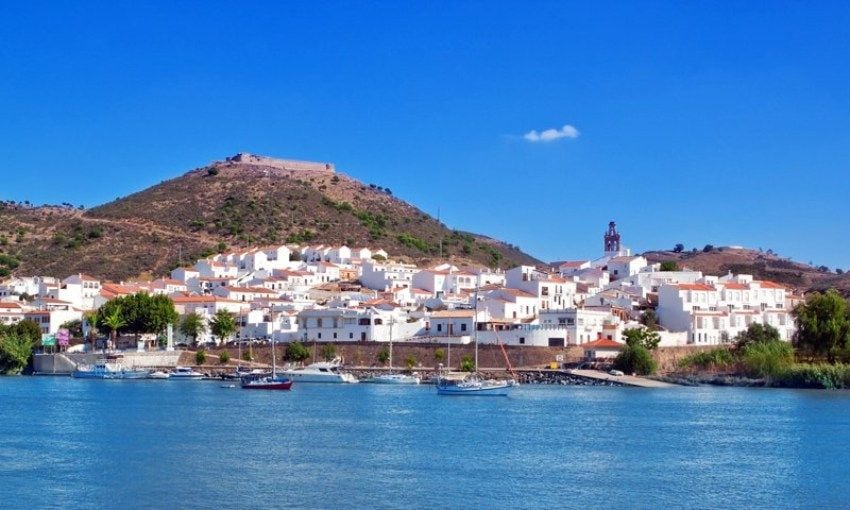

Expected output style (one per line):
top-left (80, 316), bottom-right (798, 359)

top-left (604, 221), bottom-right (621, 255)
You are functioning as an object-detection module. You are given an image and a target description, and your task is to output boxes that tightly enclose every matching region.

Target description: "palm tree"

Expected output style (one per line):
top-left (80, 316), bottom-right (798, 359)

top-left (210, 310), bottom-right (239, 368)
top-left (179, 313), bottom-right (207, 347)
top-left (84, 311), bottom-right (99, 353)
top-left (210, 310), bottom-right (237, 346)
top-left (101, 307), bottom-right (126, 352)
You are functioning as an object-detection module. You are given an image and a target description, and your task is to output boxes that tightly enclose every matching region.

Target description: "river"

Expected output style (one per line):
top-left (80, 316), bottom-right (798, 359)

top-left (1, 377), bottom-right (849, 509)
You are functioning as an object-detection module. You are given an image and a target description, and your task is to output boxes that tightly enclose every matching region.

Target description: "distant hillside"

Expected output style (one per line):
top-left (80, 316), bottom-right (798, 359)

top-left (0, 154), bottom-right (541, 280)
top-left (644, 247), bottom-right (850, 297)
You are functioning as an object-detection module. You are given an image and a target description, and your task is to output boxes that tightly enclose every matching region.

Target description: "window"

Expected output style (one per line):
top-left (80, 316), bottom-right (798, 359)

top-left (349, 333), bottom-right (353, 339)
top-left (333, 332), bottom-right (337, 339)
top-left (317, 333), bottom-right (322, 339)
top-left (519, 337), bottom-right (525, 344)
top-left (437, 324), bottom-right (443, 332)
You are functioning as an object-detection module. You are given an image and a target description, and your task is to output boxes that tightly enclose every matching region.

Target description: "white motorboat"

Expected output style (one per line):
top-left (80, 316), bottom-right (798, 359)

top-left (169, 366), bottom-right (205, 379)
top-left (72, 360), bottom-right (149, 380)
top-left (147, 370), bottom-right (171, 380)
top-left (369, 373), bottom-right (421, 385)
top-left (281, 357), bottom-right (358, 383)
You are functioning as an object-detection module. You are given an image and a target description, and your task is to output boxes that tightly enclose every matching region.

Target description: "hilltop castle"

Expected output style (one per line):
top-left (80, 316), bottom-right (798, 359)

top-left (226, 153), bottom-right (335, 173)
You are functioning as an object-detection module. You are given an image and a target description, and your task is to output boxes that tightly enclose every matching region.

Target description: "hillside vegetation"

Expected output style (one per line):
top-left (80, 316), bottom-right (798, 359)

top-left (644, 247), bottom-right (850, 297)
top-left (0, 155), bottom-right (540, 280)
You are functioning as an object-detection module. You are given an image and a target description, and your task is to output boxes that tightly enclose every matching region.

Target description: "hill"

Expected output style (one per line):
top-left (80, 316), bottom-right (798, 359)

top-left (643, 247), bottom-right (850, 297)
top-left (0, 154), bottom-right (541, 280)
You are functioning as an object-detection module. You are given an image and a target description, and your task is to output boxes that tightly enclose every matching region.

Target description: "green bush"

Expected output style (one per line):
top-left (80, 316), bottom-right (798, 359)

top-left (285, 341), bottom-right (311, 362)
top-left (321, 343), bottom-right (337, 361)
top-left (678, 348), bottom-right (736, 370)
top-left (741, 340), bottom-right (793, 378)
top-left (218, 350), bottom-right (230, 364)
top-left (614, 345), bottom-right (657, 375)
top-left (405, 354), bottom-right (417, 370)
top-left (434, 348), bottom-right (445, 362)
top-left (772, 364), bottom-right (850, 389)
top-left (460, 355), bottom-right (475, 372)
top-left (377, 346), bottom-right (390, 365)
top-left (195, 350), bottom-right (206, 365)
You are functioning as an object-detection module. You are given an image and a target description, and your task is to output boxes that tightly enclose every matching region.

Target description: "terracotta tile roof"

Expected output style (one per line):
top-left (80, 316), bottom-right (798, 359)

top-left (430, 310), bottom-right (474, 318)
top-left (722, 283), bottom-right (748, 290)
top-left (678, 284), bottom-right (714, 291)
top-left (582, 338), bottom-right (624, 349)
top-left (756, 280), bottom-right (785, 289)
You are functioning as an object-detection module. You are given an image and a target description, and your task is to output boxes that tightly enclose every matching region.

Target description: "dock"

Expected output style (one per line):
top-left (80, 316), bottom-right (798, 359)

top-left (569, 369), bottom-right (676, 388)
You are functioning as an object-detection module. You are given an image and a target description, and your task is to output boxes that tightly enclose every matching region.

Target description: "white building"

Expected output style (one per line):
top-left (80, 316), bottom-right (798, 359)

top-left (657, 275), bottom-right (794, 345)
top-left (297, 307), bottom-right (424, 343)
top-left (360, 261), bottom-right (420, 292)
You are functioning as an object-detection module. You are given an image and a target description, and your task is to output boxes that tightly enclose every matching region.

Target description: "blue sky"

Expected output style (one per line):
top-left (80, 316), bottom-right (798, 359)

top-left (2, 2), bottom-right (849, 269)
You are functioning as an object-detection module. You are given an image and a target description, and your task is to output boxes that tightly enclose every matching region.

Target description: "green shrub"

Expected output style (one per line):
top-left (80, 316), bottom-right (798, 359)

top-left (195, 350), bottom-right (206, 365)
top-left (284, 341), bottom-right (311, 362)
top-left (405, 354), bottom-right (417, 369)
top-left (219, 350), bottom-right (230, 364)
top-left (772, 364), bottom-right (850, 389)
top-left (377, 346), bottom-right (390, 365)
top-left (614, 345), bottom-right (657, 375)
top-left (678, 348), bottom-right (736, 370)
top-left (741, 340), bottom-right (793, 378)
top-left (321, 343), bottom-right (337, 361)
top-left (460, 355), bottom-right (475, 372)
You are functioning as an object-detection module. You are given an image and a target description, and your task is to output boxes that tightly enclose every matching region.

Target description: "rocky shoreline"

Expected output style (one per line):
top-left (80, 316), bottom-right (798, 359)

top-left (346, 368), bottom-right (627, 387)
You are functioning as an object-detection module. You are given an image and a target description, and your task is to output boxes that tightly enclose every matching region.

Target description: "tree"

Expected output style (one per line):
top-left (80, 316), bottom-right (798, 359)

top-left (673, 244), bottom-right (685, 253)
top-left (614, 345), bottom-right (656, 375)
top-left (84, 311), bottom-right (100, 352)
top-left (734, 323), bottom-right (781, 349)
top-left (209, 310), bottom-right (237, 346)
top-left (405, 354), bottom-right (417, 370)
top-left (659, 261), bottom-right (678, 272)
top-left (793, 289), bottom-right (850, 363)
top-left (219, 350), bottom-right (230, 364)
top-left (59, 319), bottom-right (83, 339)
top-left (0, 332), bottom-right (34, 374)
top-left (97, 293), bottom-right (177, 348)
top-left (639, 310), bottom-right (660, 330)
top-left (179, 313), bottom-right (207, 347)
top-left (623, 327), bottom-right (661, 351)
top-left (284, 341), bottom-right (311, 362)
top-left (321, 343), bottom-right (337, 361)
top-left (703, 244), bottom-right (715, 253)
top-left (195, 350), bottom-right (206, 365)
top-left (377, 346), bottom-right (390, 365)
top-left (100, 306), bottom-right (126, 350)
top-left (9, 320), bottom-right (41, 346)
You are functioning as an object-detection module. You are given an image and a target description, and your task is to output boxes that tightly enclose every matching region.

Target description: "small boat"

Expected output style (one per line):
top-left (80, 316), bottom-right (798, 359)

top-left (72, 360), bottom-right (149, 380)
top-left (369, 373), bottom-right (421, 385)
top-left (436, 372), bottom-right (514, 396)
top-left (436, 291), bottom-right (516, 396)
top-left (240, 372), bottom-right (293, 390)
top-left (281, 357), bottom-right (358, 384)
top-left (147, 370), bottom-right (171, 380)
top-left (240, 337), bottom-right (293, 390)
top-left (169, 366), bottom-right (205, 380)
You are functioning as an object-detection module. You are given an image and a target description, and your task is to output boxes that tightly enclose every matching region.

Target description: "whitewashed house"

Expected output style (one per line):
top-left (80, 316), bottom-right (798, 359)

top-left (657, 275), bottom-right (794, 345)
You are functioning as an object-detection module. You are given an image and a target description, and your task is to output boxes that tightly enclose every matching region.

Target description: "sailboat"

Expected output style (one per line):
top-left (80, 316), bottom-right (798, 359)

top-left (436, 292), bottom-right (516, 396)
top-left (370, 316), bottom-right (420, 385)
top-left (240, 334), bottom-right (292, 390)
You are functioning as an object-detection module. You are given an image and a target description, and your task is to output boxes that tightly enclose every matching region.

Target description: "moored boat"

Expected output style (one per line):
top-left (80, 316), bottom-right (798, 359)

top-left (72, 360), bottom-right (150, 380)
top-left (281, 357), bottom-right (358, 383)
top-left (369, 373), bottom-right (421, 385)
top-left (436, 372), bottom-right (513, 396)
top-left (240, 337), bottom-right (293, 390)
top-left (169, 366), bottom-right (205, 379)
top-left (147, 370), bottom-right (171, 379)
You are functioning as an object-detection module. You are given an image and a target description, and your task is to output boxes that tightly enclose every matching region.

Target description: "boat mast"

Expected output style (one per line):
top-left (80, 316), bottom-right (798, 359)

top-left (474, 288), bottom-right (478, 372)
top-left (388, 314), bottom-right (394, 371)
top-left (270, 308), bottom-right (276, 378)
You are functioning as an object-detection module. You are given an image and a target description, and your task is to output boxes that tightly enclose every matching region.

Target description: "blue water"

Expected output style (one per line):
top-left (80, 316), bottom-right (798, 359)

top-left (1, 378), bottom-right (849, 509)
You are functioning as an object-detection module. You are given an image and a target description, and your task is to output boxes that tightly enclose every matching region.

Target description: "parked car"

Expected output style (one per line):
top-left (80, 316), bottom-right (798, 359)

top-left (608, 369), bottom-right (625, 376)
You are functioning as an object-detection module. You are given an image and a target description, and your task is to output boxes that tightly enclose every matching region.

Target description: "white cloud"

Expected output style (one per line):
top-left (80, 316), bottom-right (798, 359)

top-left (523, 124), bottom-right (580, 143)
